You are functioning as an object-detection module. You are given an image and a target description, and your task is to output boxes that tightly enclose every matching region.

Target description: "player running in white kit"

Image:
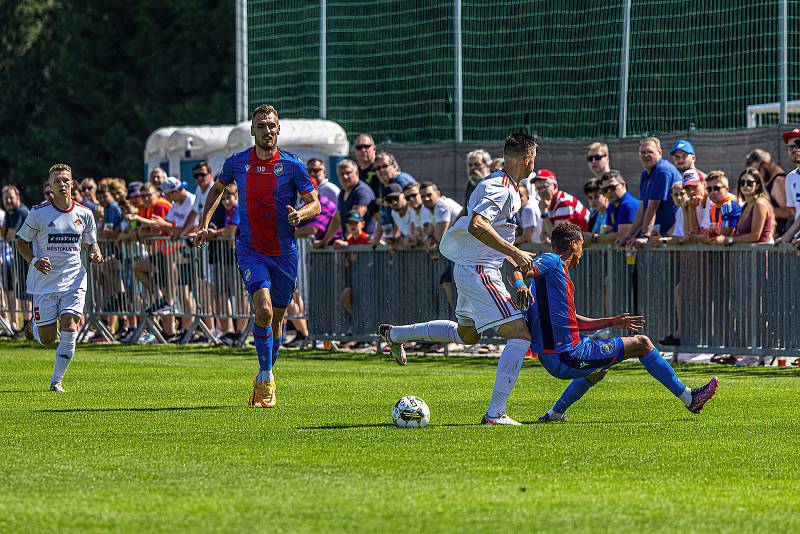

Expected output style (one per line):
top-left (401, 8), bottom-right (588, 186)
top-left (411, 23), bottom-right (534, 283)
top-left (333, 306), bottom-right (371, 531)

top-left (16, 164), bottom-right (106, 391)
top-left (379, 133), bottom-right (537, 425)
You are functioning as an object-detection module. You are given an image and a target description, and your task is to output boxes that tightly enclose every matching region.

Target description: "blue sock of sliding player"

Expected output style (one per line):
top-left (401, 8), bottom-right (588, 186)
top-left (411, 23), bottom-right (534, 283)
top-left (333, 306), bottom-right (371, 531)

top-left (641, 348), bottom-right (687, 397)
top-left (252, 325), bottom-right (273, 383)
top-left (271, 335), bottom-right (282, 367)
top-left (551, 377), bottom-right (594, 415)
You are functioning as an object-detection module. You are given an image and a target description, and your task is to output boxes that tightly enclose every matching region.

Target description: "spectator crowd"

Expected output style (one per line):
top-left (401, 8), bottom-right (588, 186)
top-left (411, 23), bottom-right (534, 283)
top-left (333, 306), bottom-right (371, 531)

top-left (1, 128), bottom-right (800, 346)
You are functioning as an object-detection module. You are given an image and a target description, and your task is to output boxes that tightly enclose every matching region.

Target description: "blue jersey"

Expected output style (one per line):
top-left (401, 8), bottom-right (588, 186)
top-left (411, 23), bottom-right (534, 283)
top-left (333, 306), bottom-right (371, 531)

top-left (217, 147), bottom-right (315, 257)
top-left (525, 253), bottom-right (582, 355)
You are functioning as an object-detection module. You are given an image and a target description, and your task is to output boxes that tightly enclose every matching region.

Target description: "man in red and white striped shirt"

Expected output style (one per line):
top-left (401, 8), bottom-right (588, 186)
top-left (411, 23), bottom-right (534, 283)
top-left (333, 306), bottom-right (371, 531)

top-left (533, 169), bottom-right (589, 237)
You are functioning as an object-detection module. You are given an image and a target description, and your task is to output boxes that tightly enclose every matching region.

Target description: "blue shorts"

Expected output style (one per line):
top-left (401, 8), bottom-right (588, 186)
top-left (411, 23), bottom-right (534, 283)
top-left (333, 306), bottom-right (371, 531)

top-left (538, 337), bottom-right (625, 380)
top-left (236, 247), bottom-right (298, 308)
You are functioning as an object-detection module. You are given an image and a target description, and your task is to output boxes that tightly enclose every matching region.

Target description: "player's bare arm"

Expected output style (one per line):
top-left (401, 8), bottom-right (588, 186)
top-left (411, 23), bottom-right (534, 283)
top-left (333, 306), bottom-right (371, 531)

top-left (193, 181), bottom-right (226, 247)
top-left (468, 212), bottom-right (533, 272)
top-left (287, 190), bottom-right (320, 226)
top-left (575, 313), bottom-right (645, 332)
top-left (16, 238), bottom-right (52, 274)
top-left (83, 242), bottom-right (106, 264)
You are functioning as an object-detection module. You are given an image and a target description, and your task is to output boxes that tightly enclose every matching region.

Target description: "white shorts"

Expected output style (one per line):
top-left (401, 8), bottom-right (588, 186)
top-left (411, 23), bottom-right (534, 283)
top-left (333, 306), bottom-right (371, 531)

top-left (33, 287), bottom-right (86, 326)
top-left (453, 264), bottom-right (522, 333)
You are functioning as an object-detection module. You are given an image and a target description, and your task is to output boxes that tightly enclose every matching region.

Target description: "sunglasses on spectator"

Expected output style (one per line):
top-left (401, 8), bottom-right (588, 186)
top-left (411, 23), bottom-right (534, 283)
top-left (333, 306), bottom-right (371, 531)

top-left (355, 144), bottom-right (374, 150)
top-left (739, 179), bottom-right (757, 187)
top-left (405, 193), bottom-right (420, 199)
top-left (708, 185), bottom-right (726, 192)
top-left (308, 167), bottom-right (324, 174)
top-left (81, 186), bottom-right (94, 191)
top-left (374, 164), bottom-right (390, 171)
top-left (601, 184), bottom-right (619, 192)
top-left (586, 154), bottom-right (606, 162)
top-left (193, 172), bottom-right (208, 179)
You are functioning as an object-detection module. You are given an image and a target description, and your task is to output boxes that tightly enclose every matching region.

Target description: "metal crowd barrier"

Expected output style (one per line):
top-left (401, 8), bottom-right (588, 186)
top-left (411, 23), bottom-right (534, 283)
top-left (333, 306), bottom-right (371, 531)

top-left (0, 236), bottom-right (312, 346)
top-left (307, 244), bottom-right (800, 358)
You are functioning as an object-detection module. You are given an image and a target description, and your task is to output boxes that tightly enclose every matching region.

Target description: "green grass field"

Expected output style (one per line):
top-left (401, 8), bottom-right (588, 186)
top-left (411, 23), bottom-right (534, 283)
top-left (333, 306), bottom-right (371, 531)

top-left (1, 342), bottom-right (798, 532)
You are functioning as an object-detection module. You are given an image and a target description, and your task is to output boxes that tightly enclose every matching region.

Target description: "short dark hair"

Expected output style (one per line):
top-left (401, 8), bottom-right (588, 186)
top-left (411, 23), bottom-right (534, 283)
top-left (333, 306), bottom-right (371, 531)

top-left (504, 133), bottom-right (538, 158)
top-left (306, 158), bottom-right (324, 167)
top-left (551, 222), bottom-right (583, 253)
top-left (419, 181), bottom-right (438, 192)
top-left (583, 178), bottom-right (602, 196)
top-left (192, 161), bottom-right (210, 173)
top-left (600, 169), bottom-right (625, 185)
top-left (251, 104), bottom-right (278, 120)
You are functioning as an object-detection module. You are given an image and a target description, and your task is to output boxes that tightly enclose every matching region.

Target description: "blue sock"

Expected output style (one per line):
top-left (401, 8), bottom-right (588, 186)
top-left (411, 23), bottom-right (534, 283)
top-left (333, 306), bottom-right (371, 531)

top-left (552, 378), bottom-right (594, 414)
top-left (641, 348), bottom-right (686, 396)
top-left (253, 325), bottom-right (273, 376)
top-left (272, 335), bottom-right (282, 367)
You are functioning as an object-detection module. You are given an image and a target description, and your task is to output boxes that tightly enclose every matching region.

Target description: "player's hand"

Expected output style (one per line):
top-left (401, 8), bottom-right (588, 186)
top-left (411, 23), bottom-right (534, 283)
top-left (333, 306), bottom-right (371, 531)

top-left (34, 257), bottom-right (52, 274)
top-left (194, 227), bottom-right (209, 247)
top-left (515, 285), bottom-right (534, 311)
top-left (612, 313), bottom-right (645, 332)
top-left (89, 249), bottom-right (106, 264)
top-left (287, 205), bottom-right (301, 226)
top-left (511, 249), bottom-right (534, 273)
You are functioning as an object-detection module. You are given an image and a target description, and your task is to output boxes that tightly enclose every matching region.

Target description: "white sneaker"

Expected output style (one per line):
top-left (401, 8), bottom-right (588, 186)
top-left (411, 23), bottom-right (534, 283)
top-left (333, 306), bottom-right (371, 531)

top-left (137, 332), bottom-right (156, 344)
top-left (481, 412), bottom-right (522, 426)
top-left (377, 324), bottom-right (406, 366)
top-left (50, 382), bottom-right (65, 392)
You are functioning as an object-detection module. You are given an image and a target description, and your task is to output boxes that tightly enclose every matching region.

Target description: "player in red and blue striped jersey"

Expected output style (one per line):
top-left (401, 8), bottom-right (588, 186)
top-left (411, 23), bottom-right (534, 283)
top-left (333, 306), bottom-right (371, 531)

top-left (513, 223), bottom-right (718, 422)
top-left (195, 104), bottom-right (320, 408)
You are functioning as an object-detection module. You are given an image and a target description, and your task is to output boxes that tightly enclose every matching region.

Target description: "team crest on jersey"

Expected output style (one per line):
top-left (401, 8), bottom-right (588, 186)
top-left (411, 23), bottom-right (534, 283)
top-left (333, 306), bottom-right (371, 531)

top-left (274, 163), bottom-right (284, 176)
top-left (600, 341), bottom-right (614, 355)
top-left (74, 218), bottom-right (83, 228)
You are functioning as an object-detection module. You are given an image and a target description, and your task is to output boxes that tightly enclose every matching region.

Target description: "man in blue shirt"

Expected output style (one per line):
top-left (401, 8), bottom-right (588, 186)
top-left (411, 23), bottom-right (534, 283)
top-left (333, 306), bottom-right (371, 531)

top-left (594, 170), bottom-right (640, 244)
top-left (617, 137), bottom-right (682, 245)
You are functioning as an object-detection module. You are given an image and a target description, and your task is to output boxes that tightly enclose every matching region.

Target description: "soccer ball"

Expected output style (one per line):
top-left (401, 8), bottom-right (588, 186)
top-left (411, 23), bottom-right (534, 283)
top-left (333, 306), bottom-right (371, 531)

top-left (391, 396), bottom-right (430, 428)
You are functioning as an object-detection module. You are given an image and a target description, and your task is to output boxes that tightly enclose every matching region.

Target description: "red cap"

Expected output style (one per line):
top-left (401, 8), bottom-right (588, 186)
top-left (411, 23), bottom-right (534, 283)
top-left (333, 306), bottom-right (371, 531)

top-left (534, 169), bottom-right (558, 185)
top-left (781, 128), bottom-right (800, 143)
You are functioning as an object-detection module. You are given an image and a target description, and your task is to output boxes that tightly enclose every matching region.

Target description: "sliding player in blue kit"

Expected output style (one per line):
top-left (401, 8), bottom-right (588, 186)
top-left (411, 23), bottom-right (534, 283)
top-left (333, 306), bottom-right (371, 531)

top-left (512, 222), bottom-right (718, 422)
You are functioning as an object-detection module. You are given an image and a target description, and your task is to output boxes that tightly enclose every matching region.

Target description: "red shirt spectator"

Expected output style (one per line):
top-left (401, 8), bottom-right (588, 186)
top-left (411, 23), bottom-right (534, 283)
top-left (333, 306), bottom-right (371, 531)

top-left (533, 169), bottom-right (589, 232)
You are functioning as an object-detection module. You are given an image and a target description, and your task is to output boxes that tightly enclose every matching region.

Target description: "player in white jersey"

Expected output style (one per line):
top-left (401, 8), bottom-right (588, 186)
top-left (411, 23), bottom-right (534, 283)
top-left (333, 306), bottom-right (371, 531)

top-left (379, 133), bottom-right (537, 425)
top-left (16, 164), bottom-right (106, 392)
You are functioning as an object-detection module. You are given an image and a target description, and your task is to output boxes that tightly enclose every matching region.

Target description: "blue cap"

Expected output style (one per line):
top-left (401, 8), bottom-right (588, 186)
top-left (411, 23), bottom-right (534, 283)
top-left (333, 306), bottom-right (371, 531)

top-left (670, 139), bottom-right (695, 156)
top-left (345, 210), bottom-right (364, 223)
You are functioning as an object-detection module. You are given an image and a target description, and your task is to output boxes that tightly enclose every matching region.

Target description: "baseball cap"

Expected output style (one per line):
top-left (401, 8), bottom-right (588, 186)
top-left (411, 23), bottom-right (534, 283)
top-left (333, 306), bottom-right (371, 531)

top-left (345, 210), bottom-right (364, 223)
top-left (159, 176), bottom-right (186, 193)
top-left (670, 139), bottom-right (695, 156)
top-left (533, 169), bottom-right (558, 185)
top-left (126, 181), bottom-right (144, 198)
top-left (681, 168), bottom-right (705, 187)
top-left (384, 183), bottom-right (403, 199)
top-left (781, 128), bottom-right (800, 143)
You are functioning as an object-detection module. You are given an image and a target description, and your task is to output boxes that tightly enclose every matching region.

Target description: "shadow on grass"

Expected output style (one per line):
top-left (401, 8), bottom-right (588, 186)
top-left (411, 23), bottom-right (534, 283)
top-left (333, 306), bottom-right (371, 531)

top-left (37, 405), bottom-right (229, 413)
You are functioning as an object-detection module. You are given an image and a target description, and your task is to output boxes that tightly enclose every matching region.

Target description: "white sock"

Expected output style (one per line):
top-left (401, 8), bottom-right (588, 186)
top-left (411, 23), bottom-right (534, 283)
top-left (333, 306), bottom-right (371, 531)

top-left (389, 321), bottom-right (464, 344)
top-left (486, 338), bottom-right (530, 417)
top-left (257, 370), bottom-right (274, 383)
top-left (52, 330), bottom-right (77, 385)
top-left (32, 322), bottom-right (42, 344)
top-left (679, 387), bottom-right (692, 407)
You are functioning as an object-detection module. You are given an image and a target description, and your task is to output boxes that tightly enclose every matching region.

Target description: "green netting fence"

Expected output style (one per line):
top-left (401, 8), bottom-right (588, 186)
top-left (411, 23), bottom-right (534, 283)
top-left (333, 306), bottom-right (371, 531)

top-left (248, 0), bottom-right (799, 142)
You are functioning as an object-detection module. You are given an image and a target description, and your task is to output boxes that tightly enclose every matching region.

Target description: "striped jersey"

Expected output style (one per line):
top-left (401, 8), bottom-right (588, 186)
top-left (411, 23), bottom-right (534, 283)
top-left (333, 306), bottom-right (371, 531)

top-left (548, 190), bottom-right (589, 231)
top-left (217, 147), bottom-right (315, 256)
top-left (525, 252), bottom-right (582, 354)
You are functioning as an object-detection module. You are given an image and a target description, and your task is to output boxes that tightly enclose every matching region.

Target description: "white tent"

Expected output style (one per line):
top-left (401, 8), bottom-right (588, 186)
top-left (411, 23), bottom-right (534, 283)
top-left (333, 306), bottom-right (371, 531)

top-left (144, 127), bottom-right (177, 177)
top-left (165, 125), bottom-right (236, 182)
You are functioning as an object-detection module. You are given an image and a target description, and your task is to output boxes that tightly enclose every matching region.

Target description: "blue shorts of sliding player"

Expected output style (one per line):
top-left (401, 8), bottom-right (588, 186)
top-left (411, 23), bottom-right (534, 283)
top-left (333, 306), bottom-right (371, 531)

top-left (539, 336), bottom-right (625, 380)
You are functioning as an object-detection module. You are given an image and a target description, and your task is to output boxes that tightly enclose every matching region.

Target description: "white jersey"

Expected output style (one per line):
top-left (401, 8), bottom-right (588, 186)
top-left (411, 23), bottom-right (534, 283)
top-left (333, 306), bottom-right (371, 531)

top-left (391, 208), bottom-right (413, 236)
top-left (440, 171), bottom-right (521, 269)
top-left (786, 168), bottom-right (800, 220)
top-left (192, 184), bottom-right (211, 216)
top-left (318, 180), bottom-right (341, 206)
top-left (433, 196), bottom-right (463, 227)
top-left (166, 191), bottom-right (196, 228)
top-left (519, 199), bottom-right (544, 243)
top-left (409, 206), bottom-right (433, 235)
top-left (17, 201), bottom-right (96, 295)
